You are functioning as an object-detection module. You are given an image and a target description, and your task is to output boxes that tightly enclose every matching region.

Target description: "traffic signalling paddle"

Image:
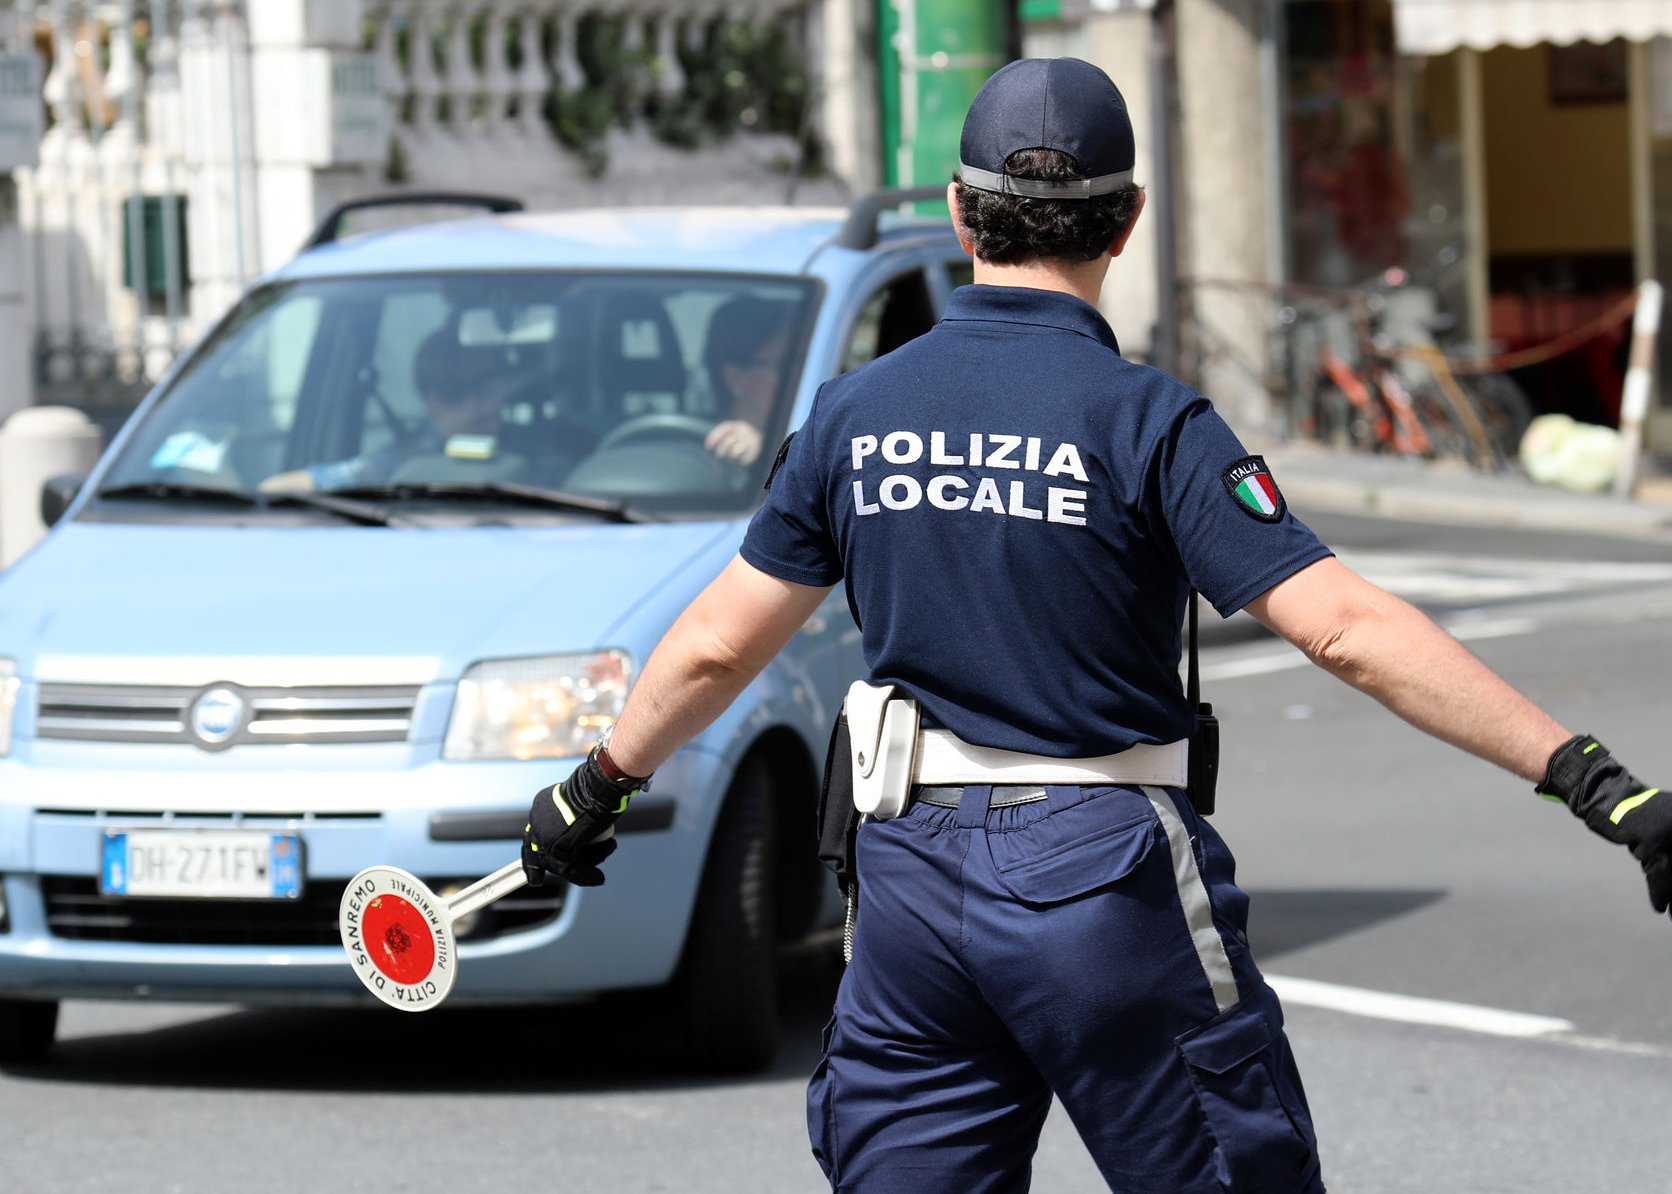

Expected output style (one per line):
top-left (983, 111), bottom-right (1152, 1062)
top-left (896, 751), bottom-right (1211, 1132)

top-left (339, 860), bottom-right (526, 1010)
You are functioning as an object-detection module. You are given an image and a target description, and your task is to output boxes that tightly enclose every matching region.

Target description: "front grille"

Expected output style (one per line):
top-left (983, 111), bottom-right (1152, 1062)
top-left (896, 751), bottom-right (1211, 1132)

top-left (42, 876), bottom-right (565, 946)
top-left (36, 683), bottom-right (422, 748)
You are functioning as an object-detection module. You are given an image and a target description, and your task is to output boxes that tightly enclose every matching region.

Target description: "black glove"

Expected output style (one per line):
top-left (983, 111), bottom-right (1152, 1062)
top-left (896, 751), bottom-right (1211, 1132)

top-left (522, 745), bottom-right (645, 888)
top-left (1538, 735), bottom-right (1672, 916)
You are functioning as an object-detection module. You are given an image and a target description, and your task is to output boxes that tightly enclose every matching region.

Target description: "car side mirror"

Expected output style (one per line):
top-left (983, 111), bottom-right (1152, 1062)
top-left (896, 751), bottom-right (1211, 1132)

top-left (40, 473), bottom-right (85, 528)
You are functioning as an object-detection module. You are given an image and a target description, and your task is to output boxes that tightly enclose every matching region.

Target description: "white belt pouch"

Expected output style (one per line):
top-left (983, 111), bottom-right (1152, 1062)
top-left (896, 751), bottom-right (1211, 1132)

top-left (844, 681), bottom-right (1190, 820)
top-left (846, 681), bottom-right (921, 819)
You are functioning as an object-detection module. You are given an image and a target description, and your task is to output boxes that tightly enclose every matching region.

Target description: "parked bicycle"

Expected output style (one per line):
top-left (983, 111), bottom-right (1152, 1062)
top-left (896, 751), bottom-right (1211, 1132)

top-left (1183, 260), bottom-right (1537, 473)
top-left (1272, 257), bottom-right (1532, 471)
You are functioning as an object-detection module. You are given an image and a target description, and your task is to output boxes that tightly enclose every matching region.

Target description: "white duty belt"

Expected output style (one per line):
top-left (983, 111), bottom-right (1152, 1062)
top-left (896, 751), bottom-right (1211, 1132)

top-left (845, 680), bottom-right (1189, 820)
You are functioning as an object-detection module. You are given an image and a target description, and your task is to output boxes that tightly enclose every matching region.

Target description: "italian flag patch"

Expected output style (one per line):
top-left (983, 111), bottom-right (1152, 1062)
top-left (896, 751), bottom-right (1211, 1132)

top-left (1221, 455), bottom-right (1285, 522)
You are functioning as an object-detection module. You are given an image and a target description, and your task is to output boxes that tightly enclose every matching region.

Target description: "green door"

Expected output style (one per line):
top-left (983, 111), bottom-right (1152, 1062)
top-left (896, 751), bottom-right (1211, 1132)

top-left (878, 0), bottom-right (1009, 195)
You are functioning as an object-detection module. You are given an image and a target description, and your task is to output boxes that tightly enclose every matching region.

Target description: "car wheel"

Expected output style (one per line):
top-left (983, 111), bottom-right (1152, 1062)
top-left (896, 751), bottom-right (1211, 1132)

top-left (668, 755), bottom-right (778, 1074)
top-left (0, 998), bottom-right (58, 1064)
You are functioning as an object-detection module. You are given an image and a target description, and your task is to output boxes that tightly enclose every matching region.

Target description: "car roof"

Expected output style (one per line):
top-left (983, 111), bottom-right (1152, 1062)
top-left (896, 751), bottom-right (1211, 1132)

top-left (273, 206), bottom-right (957, 281)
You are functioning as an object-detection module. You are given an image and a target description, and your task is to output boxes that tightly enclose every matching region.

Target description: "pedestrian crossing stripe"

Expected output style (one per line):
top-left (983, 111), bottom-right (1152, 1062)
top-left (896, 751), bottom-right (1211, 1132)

top-left (1221, 456), bottom-right (1285, 523)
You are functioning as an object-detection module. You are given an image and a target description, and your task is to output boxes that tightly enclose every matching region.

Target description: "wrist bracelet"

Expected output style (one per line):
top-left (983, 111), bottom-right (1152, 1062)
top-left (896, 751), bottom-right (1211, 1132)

top-left (596, 741), bottom-right (651, 789)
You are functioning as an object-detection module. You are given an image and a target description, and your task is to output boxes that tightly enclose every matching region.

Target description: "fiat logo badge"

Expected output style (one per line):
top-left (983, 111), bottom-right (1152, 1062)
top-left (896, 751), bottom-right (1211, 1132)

top-left (189, 686), bottom-right (246, 748)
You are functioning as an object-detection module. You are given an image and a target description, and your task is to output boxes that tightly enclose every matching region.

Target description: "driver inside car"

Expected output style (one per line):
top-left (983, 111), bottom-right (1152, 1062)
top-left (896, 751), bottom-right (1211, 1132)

top-left (260, 325), bottom-right (512, 492)
top-left (700, 296), bottom-right (793, 468)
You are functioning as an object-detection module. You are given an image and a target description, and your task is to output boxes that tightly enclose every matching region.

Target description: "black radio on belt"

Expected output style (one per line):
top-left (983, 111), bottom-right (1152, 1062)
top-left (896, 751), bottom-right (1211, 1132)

top-left (1186, 591), bottom-right (1219, 816)
top-left (817, 708), bottom-right (859, 898)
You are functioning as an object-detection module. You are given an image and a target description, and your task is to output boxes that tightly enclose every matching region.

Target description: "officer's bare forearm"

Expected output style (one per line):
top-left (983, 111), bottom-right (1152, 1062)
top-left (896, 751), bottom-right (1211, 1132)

top-left (1246, 558), bottom-right (1570, 782)
top-left (1303, 596), bottom-right (1567, 781)
top-left (603, 557), bottom-right (832, 778)
top-left (608, 648), bottom-right (756, 779)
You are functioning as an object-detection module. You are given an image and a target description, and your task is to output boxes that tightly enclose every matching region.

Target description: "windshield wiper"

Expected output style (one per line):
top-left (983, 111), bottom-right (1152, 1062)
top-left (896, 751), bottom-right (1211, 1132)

top-left (96, 481), bottom-right (406, 527)
top-left (263, 491), bottom-right (410, 528)
top-left (327, 481), bottom-right (655, 523)
top-left (98, 481), bottom-right (264, 505)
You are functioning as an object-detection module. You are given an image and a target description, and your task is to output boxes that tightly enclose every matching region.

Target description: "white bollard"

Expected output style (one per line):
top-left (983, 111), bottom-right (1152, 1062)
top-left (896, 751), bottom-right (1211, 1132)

top-left (0, 406), bottom-right (103, 568)
top-left (1614, 279), bottom-right (1663, 500)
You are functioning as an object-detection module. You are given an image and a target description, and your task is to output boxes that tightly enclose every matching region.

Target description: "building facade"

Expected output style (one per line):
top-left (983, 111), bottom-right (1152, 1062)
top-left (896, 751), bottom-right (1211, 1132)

top-left (1024, 0), bottom-right (1672, 451)
top-left (0, 0), bottom-right (874, 431)
top-left (1, 0), bottom-right (1668, 455)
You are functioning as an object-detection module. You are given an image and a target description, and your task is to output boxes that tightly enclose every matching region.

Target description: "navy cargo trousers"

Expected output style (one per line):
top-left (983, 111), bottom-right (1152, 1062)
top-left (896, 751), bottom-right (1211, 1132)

top-left (807, 782), bottom-right (1325, 1194)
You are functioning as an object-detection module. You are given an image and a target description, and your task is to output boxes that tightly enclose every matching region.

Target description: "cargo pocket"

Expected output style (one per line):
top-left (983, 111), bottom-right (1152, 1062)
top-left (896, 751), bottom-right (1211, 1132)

top-left (806, 1012), bottom-right (839, 1183)
top-left (987, 790), bottom-right (1158, 906)
top-left (1175, 986), bottom-right (1319, 1193)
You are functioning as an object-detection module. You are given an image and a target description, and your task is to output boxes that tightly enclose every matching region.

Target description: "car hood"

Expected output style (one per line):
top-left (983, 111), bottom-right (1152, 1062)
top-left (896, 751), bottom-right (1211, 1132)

top-left (0, 521), bottom-right (737, 682)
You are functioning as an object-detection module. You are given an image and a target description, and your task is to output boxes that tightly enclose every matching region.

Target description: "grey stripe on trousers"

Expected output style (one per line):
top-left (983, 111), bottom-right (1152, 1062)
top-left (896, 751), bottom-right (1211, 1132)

top-left (1142, 785), bottom-right (1240, 1013)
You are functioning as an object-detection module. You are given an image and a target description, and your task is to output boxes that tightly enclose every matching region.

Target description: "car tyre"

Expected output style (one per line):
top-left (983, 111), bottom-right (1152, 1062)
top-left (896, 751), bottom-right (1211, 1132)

top-left (0, 998), bottom-right (58, 1064)
top-left (668, 755), bottom-right (778, 1074)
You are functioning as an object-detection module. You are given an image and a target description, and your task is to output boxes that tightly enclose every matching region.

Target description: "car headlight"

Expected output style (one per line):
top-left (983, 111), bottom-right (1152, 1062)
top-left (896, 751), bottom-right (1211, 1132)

top-left (443, 651), bottom-right (632, 761)
top-left (0, 657), bottom-right (16, 757)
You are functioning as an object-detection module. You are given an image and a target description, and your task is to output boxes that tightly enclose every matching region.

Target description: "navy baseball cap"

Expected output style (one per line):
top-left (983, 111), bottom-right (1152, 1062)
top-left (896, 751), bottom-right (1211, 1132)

top-left (958, 58), bottom-right (1136, 199)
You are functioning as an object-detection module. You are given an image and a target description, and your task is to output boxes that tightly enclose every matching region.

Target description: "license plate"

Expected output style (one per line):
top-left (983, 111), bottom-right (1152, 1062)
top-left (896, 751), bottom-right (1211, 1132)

top-left (99, 830), bottom-right (304, 899)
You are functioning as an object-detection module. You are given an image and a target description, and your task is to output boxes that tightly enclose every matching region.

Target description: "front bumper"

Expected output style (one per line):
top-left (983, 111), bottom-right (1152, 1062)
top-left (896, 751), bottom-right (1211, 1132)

top-left (0, 746), bottom-right (726, 1005)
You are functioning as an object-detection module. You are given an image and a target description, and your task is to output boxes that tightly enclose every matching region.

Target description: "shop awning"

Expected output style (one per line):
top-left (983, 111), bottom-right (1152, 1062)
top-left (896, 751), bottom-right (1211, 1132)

top-left (1394, 0), bottom-right (1672, 55)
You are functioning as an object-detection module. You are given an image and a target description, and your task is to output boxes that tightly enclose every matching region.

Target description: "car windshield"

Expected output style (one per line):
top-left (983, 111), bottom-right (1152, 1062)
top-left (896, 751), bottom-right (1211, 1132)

top-left (99, 271), bottom-right (818, 517)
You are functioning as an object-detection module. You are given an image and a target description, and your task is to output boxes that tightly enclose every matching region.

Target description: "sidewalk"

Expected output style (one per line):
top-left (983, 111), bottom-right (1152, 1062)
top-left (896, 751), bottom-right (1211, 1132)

top-left (1251, 438), bottom-right (1672, 541)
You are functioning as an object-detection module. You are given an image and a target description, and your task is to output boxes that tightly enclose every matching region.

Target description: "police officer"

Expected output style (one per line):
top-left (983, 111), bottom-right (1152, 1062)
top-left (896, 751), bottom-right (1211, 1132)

top-left (523, 57), bottom-right (1672, 1193)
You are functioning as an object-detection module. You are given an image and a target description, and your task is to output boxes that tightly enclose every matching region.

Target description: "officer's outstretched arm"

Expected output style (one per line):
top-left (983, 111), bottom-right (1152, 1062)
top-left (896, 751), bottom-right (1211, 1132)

top-left (602, 555), bottom-right (833, 779)
top-left (1246, 557), bottom-right (1672, 917)
top-left (1244, 557), bottom-right (1567, 780)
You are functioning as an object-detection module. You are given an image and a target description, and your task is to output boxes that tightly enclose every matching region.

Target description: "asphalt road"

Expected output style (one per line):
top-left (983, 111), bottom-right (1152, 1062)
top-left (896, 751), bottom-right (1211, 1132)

top-left (6, 510), bottom-right (1672, 1193)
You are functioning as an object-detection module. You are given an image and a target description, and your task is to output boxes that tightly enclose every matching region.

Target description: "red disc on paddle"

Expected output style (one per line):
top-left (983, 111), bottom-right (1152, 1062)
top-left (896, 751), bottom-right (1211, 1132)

top-left (361, 892), bottom-right (436, 985)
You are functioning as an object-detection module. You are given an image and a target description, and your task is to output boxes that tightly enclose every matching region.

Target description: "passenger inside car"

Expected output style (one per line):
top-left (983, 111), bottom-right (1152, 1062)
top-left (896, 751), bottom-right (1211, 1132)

top-left (259, 322), bottom-right (515, 492)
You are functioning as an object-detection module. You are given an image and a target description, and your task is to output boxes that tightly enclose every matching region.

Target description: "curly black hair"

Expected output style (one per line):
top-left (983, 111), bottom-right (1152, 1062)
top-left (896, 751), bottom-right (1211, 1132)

top-left (953, 148), bottom-right (1141, 265)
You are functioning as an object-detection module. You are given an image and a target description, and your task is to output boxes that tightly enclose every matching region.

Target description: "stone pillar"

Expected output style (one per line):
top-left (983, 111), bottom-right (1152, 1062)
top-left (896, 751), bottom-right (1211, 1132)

top-left (0, 406), bottom-right (101, 567)
top-left (0, 175), bottom-right (27, 422)
top-left (1083, 10), bottom-right (1157, 363)
top-left (0, 42), bottom-right (41, 422)
top-left (248, 0), bottom-right (386, 270)
top-left (1174, 0), bottom-right (1272, 433)
top-left (1018, 12), bottom-right (1157, 360)
top-left (175, 0), bottom-right (257, 321)
top-left (816, 0), bottom-right (882, 194)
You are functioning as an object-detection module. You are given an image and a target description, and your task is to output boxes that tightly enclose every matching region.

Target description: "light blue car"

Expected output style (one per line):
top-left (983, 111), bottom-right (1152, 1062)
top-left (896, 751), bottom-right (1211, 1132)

top-left (0, 191), bottom-right (970, 1071)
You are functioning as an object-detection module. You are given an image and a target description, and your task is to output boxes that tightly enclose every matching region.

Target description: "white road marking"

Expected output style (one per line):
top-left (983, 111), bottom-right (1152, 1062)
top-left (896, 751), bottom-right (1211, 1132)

top-left (1267, 974), bottom-right (1575, 1038)
top-left (1199, 614), bottom-right (1539, 683)
top-left (1200, 649), bottom-right (1309, 682)
top-left (1196, 549), bottom-right (1670, 686)
top-left (1547, 1033), bottom-right (1672, 1059)
top-left (1447, 616), bottom-right (1539, 642)
top-left (1334, 551), bottom-right (1672, 605)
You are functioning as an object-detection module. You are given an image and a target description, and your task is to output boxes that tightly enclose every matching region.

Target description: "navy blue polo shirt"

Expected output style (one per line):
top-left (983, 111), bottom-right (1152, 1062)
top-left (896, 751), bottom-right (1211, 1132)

top-left (740, 285), bottom-right (1332, 756)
